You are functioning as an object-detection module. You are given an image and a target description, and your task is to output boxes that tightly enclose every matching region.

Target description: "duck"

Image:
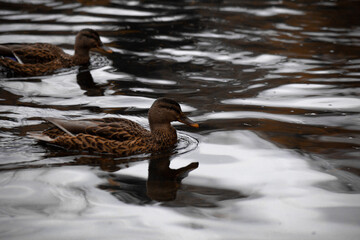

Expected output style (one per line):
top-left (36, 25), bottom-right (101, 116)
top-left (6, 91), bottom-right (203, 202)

top-left (0, 28), bottom-right (112, 77)
top-left (28, 98), bottom-right (199, 156)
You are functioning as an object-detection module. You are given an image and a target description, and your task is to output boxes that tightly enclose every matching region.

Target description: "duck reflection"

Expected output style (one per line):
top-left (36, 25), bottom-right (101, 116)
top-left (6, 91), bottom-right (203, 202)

top-left (76, 66), bottom-right (105, 96)
top-left (74, 156), bottom-right (121, 172)
top-left (99, 153), bottom-right (199, 203)
top-left (99, 153), bottom-right (246, 207)
top-left (147, 155), bottom-right (199, 202)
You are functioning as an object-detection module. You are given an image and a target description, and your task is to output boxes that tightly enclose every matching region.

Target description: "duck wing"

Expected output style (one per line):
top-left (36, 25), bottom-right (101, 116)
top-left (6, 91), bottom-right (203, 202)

top-left (45, 117), bottom-right (148, 141)
top-left (6, 43), bottom-right (64, 64)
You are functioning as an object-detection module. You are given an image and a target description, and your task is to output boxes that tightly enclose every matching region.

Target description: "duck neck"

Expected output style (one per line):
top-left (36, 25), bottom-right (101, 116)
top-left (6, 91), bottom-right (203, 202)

top-left (73, 47), bottom-right (91, 65)
top-left (150, 123), bottom-right (177, 147)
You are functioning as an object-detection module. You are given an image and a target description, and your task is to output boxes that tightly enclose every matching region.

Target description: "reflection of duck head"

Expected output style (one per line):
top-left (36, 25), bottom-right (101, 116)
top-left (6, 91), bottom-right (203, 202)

top-left (76, 66), bottom-right (105, 96)
top-left (147, 155), bottom-right (199, 202)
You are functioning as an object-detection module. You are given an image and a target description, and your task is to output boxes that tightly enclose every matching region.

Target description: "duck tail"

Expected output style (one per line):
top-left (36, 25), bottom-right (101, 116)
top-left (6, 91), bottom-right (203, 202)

top-left (27, 131), bottom-right (54, 142)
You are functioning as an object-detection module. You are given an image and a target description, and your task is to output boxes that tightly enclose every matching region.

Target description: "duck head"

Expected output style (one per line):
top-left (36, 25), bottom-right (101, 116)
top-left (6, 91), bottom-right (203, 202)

top-left (73, 28), bottom-right (112, 64)
top-left (148, 98), bottom-right (199, 131)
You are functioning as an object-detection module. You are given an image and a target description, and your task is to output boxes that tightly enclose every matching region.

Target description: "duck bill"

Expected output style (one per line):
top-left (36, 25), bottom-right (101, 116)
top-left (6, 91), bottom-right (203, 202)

top-left (93, 44), bottom-right (113, 54)
top-left (179, 115), bottom-right (199, 128)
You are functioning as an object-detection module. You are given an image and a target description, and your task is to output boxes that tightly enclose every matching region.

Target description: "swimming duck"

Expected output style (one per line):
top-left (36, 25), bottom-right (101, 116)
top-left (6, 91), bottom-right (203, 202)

top-left (0, 28), bottom-right (112, 76)
top-left (28, 98), bottom-right (199, 156)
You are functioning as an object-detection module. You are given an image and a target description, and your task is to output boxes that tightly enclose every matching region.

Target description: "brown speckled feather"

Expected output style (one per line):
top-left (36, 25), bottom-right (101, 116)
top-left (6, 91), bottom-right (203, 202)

top-left (53, 133), bottom-right (152, 156)
top-left (42, 119), bottom-right (168, 156)
top-left (28, 98), bottom-right (199, 156)
top-left (0, 57), bottom-right (73, 76)
top-left (10, 43), bottom-right (65, 64)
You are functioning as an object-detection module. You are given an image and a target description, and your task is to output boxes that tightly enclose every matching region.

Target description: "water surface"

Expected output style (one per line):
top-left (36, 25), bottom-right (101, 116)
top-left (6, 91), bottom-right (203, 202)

top-left (0, 0), bottom-right (360, 239)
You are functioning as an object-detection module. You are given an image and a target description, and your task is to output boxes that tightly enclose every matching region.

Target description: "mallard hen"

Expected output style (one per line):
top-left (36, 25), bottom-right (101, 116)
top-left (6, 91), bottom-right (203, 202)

top-left (28, 98), bottom-right (199, 156)
top-left (0, 28), bottom-right (112, 76)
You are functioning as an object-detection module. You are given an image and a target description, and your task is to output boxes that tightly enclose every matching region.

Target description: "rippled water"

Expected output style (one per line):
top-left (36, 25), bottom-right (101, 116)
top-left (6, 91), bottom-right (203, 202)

top-left (0, 0), bottom-right (360, 239)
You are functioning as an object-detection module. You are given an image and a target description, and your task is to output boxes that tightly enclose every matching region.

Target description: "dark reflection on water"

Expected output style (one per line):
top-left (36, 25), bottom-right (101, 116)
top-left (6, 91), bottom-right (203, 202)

top-left (76, 66), bottom-right (105, 96)
top-left (98, 153), bottom-right (245, 206)
top-left (1, 0), bottom-right (360, 239)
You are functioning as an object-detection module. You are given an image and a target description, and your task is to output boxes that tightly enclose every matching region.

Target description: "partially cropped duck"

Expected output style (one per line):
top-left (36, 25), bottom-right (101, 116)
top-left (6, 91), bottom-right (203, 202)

top-left (0, 28), bottom-right (112, 76)
top-left (28, 98), bottom-right (199, 156)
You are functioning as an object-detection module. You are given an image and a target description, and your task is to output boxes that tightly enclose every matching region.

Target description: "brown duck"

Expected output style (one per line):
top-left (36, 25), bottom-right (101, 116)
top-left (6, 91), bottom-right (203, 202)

top-left (28, 98), bottom-right (199, 156)
top-left (0, 28), bottom-right (112, 76)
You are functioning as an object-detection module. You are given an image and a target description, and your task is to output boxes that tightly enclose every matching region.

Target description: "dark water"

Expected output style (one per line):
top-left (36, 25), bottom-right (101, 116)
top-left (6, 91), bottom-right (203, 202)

top-left (0, 0), bottom-right (360, 239)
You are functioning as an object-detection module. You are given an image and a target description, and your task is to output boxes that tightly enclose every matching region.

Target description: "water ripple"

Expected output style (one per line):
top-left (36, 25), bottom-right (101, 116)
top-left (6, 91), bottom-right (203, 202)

top-left (0, 0), bottom-right (360, 239)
